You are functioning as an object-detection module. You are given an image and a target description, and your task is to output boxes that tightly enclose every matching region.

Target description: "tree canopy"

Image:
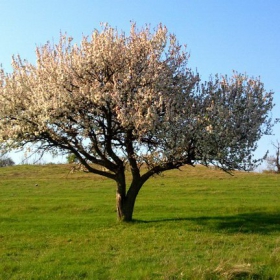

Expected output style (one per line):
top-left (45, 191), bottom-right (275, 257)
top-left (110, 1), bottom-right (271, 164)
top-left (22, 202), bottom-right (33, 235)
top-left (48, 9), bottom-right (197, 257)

top-left (0, 23), bottom-right (274, 221)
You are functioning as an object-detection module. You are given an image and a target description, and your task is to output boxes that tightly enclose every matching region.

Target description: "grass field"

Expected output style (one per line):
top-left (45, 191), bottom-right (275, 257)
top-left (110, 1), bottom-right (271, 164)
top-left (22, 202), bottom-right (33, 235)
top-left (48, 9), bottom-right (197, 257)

top-left (0, 164), bottom-right (279, 279)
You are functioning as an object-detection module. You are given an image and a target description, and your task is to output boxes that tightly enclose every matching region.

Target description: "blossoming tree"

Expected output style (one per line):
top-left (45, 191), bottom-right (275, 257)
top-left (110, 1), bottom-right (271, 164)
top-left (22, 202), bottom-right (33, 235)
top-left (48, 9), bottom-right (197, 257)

top-left (0, 24), bottom-right (274, 221)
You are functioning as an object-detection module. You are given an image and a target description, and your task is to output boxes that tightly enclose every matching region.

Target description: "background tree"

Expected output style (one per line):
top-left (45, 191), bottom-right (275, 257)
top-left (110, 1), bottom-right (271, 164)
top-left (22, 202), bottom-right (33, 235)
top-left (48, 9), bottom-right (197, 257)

top-left (0, 151), bottom-right (15, 167)
top-left (0, 23), bottom-right (274, 221)
top-left (265, 140), bottom-right (280, 173)
top-left (66, 153), bottom-right (78, 164)
top-left (0, 157), bottom-right (15, 167)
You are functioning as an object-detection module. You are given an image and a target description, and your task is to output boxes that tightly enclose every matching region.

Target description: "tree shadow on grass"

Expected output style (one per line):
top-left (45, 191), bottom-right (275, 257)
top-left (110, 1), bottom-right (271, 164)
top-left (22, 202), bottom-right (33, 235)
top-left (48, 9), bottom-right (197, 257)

top-left (135, 212), bottom-right (280, 234)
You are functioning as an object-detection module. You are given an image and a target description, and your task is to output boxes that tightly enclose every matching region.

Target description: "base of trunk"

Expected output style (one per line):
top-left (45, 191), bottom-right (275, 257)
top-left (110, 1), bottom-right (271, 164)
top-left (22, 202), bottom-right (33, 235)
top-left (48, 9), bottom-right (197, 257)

top-left (116, 193), bottom-right (135, 222)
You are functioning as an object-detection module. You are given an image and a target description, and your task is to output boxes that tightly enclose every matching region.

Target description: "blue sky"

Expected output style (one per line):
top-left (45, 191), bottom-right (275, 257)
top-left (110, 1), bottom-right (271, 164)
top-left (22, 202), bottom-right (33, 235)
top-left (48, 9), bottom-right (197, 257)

top-left (0, 0), bottom-right (279, 167)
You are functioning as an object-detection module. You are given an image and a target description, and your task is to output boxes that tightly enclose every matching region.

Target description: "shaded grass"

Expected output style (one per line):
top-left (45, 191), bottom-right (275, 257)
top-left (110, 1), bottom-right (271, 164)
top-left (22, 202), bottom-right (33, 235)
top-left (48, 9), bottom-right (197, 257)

top-left (0, 164), bottom-right (280, 279)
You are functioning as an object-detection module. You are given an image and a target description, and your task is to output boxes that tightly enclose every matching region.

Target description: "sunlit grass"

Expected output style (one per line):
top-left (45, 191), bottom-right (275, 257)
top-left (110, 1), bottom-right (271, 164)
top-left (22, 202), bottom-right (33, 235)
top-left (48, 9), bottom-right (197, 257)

top-left (0, 164), bottom-right (279, 279)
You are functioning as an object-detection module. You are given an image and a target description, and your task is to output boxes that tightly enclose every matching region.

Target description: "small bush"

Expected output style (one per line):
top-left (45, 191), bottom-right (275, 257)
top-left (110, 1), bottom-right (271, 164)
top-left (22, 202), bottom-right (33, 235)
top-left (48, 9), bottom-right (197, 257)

top-left (0, 157), bottom-right (15, 167)
top-left (66, 153), bottom-right (78, 164)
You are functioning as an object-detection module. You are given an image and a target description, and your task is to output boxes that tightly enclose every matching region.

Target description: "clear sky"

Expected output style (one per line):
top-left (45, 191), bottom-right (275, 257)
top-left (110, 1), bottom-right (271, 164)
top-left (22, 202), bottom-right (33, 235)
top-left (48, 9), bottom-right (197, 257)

top-left (0, 0), bottom-right (279, 168)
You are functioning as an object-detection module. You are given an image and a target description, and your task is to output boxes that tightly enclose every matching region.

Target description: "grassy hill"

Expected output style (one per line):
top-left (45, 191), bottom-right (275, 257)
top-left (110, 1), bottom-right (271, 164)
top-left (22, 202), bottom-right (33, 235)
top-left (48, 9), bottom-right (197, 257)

top-left (0, 164), bottom-right (279, 279)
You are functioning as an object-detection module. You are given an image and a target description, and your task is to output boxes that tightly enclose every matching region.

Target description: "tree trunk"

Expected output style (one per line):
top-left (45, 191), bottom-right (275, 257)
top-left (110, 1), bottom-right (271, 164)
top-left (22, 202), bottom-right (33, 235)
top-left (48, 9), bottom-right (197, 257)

top-left (116, 192), bottom-right (135, 222)
top-left (116, 183), bottom-right (141, 222)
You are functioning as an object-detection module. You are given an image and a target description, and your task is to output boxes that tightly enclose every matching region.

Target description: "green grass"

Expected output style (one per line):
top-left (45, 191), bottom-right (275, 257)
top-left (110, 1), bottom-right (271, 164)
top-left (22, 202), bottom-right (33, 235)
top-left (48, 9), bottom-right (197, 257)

top-left (0, 164), bottom-right (279, 279)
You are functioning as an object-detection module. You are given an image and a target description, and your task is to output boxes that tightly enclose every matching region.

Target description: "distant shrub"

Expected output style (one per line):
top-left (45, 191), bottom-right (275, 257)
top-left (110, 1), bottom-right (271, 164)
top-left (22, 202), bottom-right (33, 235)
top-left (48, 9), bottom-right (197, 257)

top-left (66, 153), bottom-right (78, 164)
top-left (0, 157), bottom-right (15, 167)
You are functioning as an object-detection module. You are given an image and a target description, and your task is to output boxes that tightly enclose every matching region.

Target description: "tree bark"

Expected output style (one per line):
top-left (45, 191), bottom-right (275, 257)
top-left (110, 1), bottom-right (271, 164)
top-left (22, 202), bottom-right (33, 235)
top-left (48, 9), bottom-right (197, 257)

top-left (116, 182), bottom-right (141, 222)
top-left (116, 192), bottom-right (135, 222)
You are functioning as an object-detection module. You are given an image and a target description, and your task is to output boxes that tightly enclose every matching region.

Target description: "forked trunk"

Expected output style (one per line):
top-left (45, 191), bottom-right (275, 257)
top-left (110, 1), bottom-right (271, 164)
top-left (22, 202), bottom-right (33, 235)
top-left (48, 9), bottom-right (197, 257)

top-left (116, 191), bottom-right (138, 222)
top-left (116, 182), bottom-right (141, 222)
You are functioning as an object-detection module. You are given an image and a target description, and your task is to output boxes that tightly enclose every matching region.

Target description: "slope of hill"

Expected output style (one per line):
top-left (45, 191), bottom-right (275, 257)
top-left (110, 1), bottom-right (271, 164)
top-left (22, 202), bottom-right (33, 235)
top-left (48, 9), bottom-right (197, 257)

top-left (0, 164), bottom-right (279, 279)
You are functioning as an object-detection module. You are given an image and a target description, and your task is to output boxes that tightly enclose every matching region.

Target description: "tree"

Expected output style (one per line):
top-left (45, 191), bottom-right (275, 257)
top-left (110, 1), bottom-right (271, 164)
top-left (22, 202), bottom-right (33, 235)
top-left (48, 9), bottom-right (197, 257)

top-left (66, 153), bottom-right (78, 164)
top-left (0, 23), bottom-right (274, 221)
top-left (0, 157), bottom-right (15, 167)
top-left (265, 140), bottom-right (280, 173)
top-left (0, 151), bottom-right (15, 167)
